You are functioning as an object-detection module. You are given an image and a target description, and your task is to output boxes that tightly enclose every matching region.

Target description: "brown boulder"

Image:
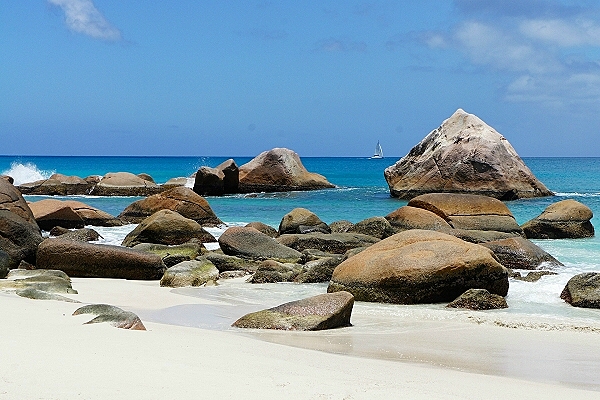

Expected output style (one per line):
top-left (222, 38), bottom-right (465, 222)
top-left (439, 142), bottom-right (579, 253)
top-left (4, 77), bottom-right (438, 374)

top-left (327, 230), bottom-right (508, 304)
top-left (90, 172), bottom-right (163, 196)
top-left (408, 193), bottom-right (523, 235)
top-left (121, 210), bottom-right (216, 247)
top-left (61, 200), bottom-right (122, 227)
top-left (560, 273), bottom-right (600, 308)
top-left (245, 222), bottom-right (278, 238)
top-left (37, 238), bottom-right (166, 280)
top-left (347, 216), bottom-right (395, 239)
top-left (0, 178), bottom-right (38, 226)
top-left (193, 159), bottom-right (239, 196)
top-left (232, 291), bottom-right (354, 331)
top-left (384, 109), bottom-right (553, 200)
top-left (522, 199), bottom-right (594, 239)
top-left (238, 148), bottom-right (335, 193)
top-left (28, 199), bottom-right (84, 231)
top-left (385, 206), bottom-right (452, 232)
top-left (278, 208), bottom-right (330, 235)
top-left (118, 186), bottom-right (222, 226)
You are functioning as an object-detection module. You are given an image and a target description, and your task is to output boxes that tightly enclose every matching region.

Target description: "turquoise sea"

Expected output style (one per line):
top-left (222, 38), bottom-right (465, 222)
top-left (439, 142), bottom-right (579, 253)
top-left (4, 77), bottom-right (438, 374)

top-left (3, 155), bottom-right (600, 386)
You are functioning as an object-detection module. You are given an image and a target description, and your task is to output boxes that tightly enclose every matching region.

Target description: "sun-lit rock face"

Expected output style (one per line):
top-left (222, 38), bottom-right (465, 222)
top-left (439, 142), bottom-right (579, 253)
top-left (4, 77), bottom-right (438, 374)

top-left (384, 109), bottom-right (553, 200)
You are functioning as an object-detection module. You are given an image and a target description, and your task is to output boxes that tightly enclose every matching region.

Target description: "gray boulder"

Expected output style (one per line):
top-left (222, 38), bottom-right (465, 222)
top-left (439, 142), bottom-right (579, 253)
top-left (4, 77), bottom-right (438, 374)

top-left (384, 109), bottom-right (553, 200)
top-left (0, 269), bottom-right (77, 294)
top-left (294, 257), bottom-right (342, 283)
top-left (560, 272), bottom-right (600, 308)
top-left (37, 238), bottom-right (166, 280)
top-left (347, 216), bottom-right (395, 239)
top-left (328, 230), bottom-right (508, 304)
top-left (276, 232), bottom-right (380, 254)
top-left (218, 226), bottom-right (302, 262)
top-left (232, 291), bottom-right (354, 331)
top-left (160, 258), bottom-right (219, 287)
top-left (247, 260), bottom-right (303, 283)
top-left (50, 227), bottom-right (102, 242)
top-left (522, 199), bottom-right (594, 239)
top-left (205, 252), bottom-right (261, 273)
top-left (329, 220), bottom-right (353, 233)
top-left (446, 288), bottom-right (508, 310)
top-left (480, 237), bottom-right (563, 270)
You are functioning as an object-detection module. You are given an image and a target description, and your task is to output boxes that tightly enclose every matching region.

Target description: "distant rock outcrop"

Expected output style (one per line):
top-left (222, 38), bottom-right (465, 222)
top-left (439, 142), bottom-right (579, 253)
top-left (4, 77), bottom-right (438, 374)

top-left (193, 159), bottom-right (239, 196)
top-left (17, 173), bottom-right (92, 195)
top-left (238, 148), bottom-right (335, 193)
top-left (90, 172), bottom-right (162, 196)
top-left (384, 109), bottom-right (553, 200)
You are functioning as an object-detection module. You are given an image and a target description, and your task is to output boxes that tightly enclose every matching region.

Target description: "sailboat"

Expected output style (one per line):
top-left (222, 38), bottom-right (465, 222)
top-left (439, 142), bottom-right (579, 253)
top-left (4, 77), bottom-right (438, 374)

top-left (370, 141), bottom-right (384, 159)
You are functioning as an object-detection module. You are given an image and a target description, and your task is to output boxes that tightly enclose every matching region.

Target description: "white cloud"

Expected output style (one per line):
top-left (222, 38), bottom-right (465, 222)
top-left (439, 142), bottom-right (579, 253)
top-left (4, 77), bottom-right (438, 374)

top-left (520, 18), bottom-right (600, 47)
top-left (48, 0), bottom-right (122, 41)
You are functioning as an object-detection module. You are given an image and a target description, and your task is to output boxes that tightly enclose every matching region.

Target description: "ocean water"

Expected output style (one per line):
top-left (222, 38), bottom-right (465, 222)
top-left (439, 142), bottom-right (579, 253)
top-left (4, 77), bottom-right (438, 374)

top-left (4, 155), bottom-right (600, 386)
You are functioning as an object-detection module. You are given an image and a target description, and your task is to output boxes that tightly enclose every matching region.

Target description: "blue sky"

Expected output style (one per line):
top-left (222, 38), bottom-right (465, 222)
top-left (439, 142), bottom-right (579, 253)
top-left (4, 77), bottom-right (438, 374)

top-left (2, 0), bottom-right (600, 157)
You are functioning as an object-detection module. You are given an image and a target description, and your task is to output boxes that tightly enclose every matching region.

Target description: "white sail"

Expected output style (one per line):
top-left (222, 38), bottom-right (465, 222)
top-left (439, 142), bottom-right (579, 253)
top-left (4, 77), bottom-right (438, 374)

top-left (371, 141), bottom-right (383, 159)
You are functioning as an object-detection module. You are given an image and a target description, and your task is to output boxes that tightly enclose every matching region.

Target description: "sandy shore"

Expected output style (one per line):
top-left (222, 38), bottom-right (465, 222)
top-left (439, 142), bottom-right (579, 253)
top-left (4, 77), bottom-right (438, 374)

top-left (2, 278), bottom-right (600, 399)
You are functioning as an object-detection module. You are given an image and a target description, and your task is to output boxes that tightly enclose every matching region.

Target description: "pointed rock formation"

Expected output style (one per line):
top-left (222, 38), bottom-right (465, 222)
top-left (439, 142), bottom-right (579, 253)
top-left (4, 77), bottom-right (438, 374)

top-left (384, 109), bottom-right (553, 200)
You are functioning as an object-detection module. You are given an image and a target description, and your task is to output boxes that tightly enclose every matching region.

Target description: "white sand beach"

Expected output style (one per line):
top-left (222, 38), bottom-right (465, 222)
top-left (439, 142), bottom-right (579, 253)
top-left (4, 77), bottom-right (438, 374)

top-left (2, 278), bottom-right (600, 400)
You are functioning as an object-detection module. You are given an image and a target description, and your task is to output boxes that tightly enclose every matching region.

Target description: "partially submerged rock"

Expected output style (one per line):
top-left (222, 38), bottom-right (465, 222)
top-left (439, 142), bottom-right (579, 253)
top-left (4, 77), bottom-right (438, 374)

top-left (238, 148), bottom-right (335, 193)
top-left (522, 199), bottom-right (594, 239)
top-left (480, 237), bottom-right (563, 270)
top-left (384, 109), bottom-right (553, 200)
top-left (560, 272), bottom-right (600, 308)
top-left (193, 159), bottom-right (239, 196)
top-left (160, 258), bottom-right (219, 287)
top-left (1, 269), bottom-right (77, 294)
top-left (232, 291), bottom-right (354, 331)
top-left (446, 288), bottom-right (508, 310)
top-left (17, 173), bottom-right (92, 195)
top-left (16, 288), bottom-right (80, 303)
top-left (73, 304), bottom-right (146, 330)
top-left (327, 230), bottom-right (508, 304)
top-left (122, 209), bottom-right (216, 247)
top-left (118, 186), bottom-right (222, 226)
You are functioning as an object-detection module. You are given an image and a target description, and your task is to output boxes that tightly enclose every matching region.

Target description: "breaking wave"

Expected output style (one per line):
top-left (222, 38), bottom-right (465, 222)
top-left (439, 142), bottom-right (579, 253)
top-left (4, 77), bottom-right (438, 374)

top-left (1, 162), bottom-right (54, 186)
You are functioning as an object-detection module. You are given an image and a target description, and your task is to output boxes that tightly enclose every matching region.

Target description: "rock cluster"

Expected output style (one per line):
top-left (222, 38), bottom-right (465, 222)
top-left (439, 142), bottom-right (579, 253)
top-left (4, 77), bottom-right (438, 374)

top-left (384, 109), bottom-right (553, 200)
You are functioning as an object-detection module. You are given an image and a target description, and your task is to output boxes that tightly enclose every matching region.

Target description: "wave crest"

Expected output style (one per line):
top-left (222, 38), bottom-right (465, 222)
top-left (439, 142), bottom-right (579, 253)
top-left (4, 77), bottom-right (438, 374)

top-left (1, 162), bottom-right (54, 186)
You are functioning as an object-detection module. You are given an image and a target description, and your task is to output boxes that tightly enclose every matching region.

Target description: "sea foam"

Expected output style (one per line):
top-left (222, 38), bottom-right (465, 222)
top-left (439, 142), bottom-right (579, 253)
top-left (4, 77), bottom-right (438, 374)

top-left (2, 162), bottom-right (54, 186)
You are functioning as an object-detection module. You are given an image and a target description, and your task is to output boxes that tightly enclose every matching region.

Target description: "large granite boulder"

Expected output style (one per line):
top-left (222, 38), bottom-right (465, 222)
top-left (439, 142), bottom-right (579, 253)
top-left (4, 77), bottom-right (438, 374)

top-left (480, 237), bottom-right (563, 270)
top-left (384, 109), bottom-right (553, 200)
top-left (408, 193), bottom-right (523, 235)
top-left (278, 208), bottom-right (330, 235)
top-left (159, 258), bottom-right (219, 287)
top-left (560, 273), bottom-right (600, 308)
top-left (238, 148), bottom-right (335, 193)
top-left (327, 230), bottom-right (508, 304)
top-left (232, 291), bottom-right (354, 331)
top-left (73, 304), bottom-right (146, 330)
top-left (385, 206), bottom-right (452, 232)
top-left (0, 210), bottom-right (43, 276)
top-left (121, 210), bottom-right (216, 247)
top-left (347, 217), bottom-right (396, 239)
top-left (37, 238), bottom-right (166, 280)
top-left (118, 186), bottom-right (222, 226)
top-left (218, 226), bottom-right (302, 262)
top-left (277, 232), bottom-right (380, 254)
top-left (446, 288), bottom-right (508, 310)
top-left (0, 178), bottom-right (39, 226)
top-left (17, 173), bottom-right (92, 195)
top-left (90, 172), bottom-right (163, 196)
top-left (193, 159), bottom-right (239, 196)
top-left (522, 199), bottom-right (594, 239)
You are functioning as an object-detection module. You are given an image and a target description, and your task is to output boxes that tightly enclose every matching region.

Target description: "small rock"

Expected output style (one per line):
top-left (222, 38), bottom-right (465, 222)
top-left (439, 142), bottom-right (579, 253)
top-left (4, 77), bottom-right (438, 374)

top-left (73, 304), bottom-right (146, 330)
top-left (446, 288), bottom-right (508, 310)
